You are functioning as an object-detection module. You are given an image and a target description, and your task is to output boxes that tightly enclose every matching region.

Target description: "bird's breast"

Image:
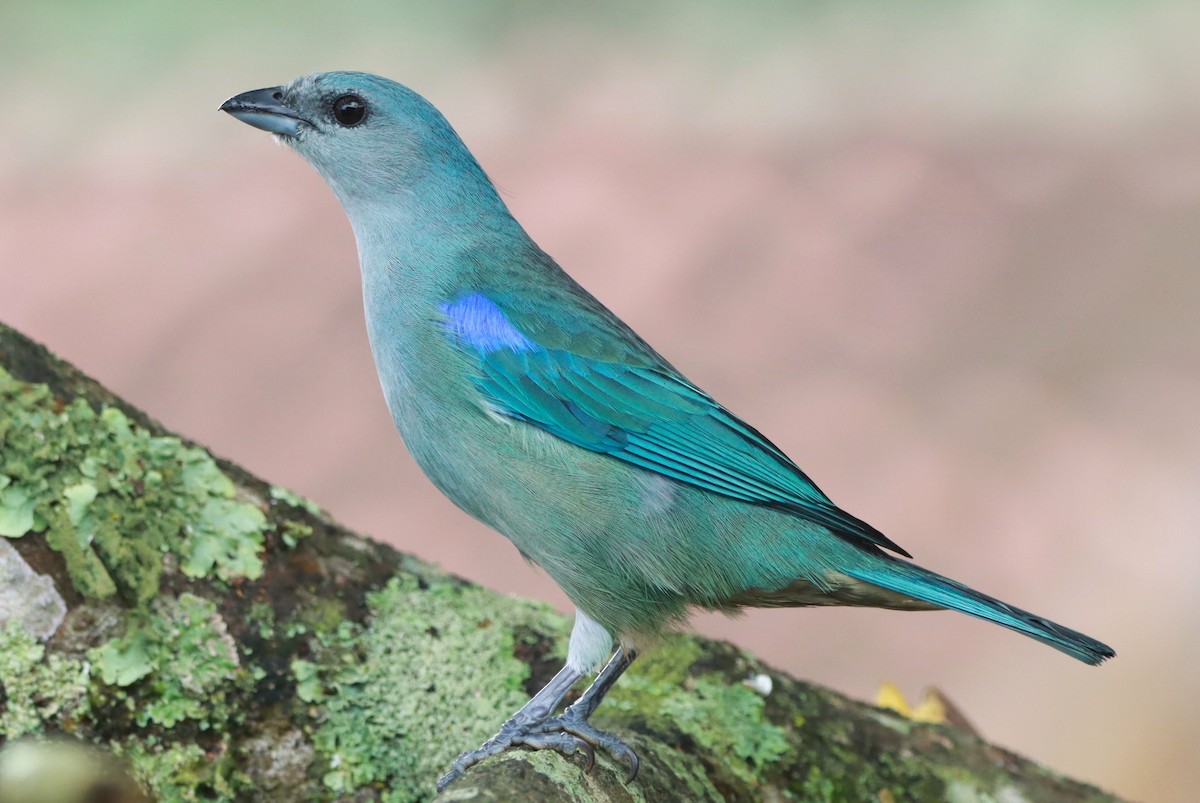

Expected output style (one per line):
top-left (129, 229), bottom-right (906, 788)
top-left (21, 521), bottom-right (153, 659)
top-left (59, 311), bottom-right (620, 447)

top-left (359, 305), bottom-right (610, 539)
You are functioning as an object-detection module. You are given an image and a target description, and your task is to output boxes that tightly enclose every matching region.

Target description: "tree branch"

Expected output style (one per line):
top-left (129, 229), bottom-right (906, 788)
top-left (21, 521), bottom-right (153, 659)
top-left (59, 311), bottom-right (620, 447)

top-left (0, 322), bottom-right (1121, 803)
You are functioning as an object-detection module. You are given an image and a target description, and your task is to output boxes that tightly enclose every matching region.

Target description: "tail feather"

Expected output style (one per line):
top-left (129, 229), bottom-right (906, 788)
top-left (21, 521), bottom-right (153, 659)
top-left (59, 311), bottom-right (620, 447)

top-left (845, 562), bottom-right (1115, 665)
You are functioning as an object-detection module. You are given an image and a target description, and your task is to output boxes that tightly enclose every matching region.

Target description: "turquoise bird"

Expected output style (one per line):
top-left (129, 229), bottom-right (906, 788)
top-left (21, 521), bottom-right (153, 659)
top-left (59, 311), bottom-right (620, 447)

top-left (221, 72), bottom-right (1114, 790)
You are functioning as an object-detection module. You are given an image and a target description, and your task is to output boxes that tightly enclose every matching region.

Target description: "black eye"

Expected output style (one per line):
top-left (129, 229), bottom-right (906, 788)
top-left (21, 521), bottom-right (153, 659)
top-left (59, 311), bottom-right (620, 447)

top-left (332, 94), bottom-right (367, 127)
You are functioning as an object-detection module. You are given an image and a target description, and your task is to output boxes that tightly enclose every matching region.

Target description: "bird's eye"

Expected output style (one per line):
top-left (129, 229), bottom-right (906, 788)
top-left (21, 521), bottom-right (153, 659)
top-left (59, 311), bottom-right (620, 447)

top-left (332, 94), bottom-right (367, 127)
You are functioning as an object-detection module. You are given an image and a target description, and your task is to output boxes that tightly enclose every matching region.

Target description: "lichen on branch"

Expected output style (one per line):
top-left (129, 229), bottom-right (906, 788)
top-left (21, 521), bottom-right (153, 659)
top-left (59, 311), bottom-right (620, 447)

top-left (0, 323), bottom-right (1124, 803)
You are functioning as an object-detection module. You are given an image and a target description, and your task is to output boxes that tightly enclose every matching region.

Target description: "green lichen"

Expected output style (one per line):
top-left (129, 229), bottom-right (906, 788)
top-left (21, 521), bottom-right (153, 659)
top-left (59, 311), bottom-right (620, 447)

top-left (945, 777), bottom-right (1014, 803)
top-left (630, 740), bottom-right (726, 803)
top-left (280, 519), bottom-right (314, 548)
top-left (784, 707), bottom-right (949, 803)
top-left (0, 622), bottom-right (91, 737)
top-left (122, 741), bottom-right (245, 803)
top-left (309, 575), bottom-right (565, 802)
top-left (0, 475), bottom-right (36, 536)
top-left (438, 716), bottom-right (727, 803)
top-left (269, 487), bottom-right (319, 547)
top-left (0, 367), bottom-right (267, 604)
top-left (606, 636), bottom-right (703, 715)
top-left (661, 677), bottom-right (789, 783)
top-left (90, 592), bottom-right (244, 729)
top-left (247, 601), bottom-right (276, 640)
top-left (481, 751), bottom-right (596, 803)
top-left (794, 754), bottom-right (947, 803)
top-left (296, 595), bottom-right (350, 639)
top-left (604, 635), bottom-right (788, 786)
top-left (269, 485), bottom-right (325, 518)
top-left (291, 659), bottom-right (323, 703)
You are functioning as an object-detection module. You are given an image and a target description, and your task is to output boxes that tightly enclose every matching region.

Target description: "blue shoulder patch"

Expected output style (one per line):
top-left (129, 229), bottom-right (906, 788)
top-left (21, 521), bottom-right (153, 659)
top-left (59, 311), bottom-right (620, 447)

top-left (440, 293), bottom-right (539, 354)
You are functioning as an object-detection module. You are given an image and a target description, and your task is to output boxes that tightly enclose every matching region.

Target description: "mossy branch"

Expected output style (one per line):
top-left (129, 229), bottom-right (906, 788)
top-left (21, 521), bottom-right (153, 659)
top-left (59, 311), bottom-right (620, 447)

top-left (0, 321), bottom-right (1121, 803)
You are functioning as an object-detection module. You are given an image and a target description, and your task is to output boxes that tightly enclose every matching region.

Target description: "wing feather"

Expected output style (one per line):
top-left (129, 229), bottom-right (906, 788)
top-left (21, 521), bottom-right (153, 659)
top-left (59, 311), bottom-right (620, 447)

top-left (446, 289), bottom-right (911, 558)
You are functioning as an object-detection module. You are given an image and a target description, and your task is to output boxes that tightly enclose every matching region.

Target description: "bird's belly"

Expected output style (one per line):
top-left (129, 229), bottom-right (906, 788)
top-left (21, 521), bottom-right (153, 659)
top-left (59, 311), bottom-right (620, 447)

top-left (400, 398), bottom-right (630, 549)
top-left (395, 394), bottom-right (843, 634)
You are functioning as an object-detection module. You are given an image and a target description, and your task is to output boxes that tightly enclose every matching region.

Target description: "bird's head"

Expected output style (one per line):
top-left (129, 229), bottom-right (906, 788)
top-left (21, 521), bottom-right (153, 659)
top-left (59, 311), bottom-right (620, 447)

top-left (221, 71), bottom-right (500, 216)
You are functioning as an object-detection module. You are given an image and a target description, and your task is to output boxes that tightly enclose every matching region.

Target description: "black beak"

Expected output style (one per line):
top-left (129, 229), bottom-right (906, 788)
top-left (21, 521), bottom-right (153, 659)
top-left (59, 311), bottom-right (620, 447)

top-left (220, 87), bottom-right (311, 136)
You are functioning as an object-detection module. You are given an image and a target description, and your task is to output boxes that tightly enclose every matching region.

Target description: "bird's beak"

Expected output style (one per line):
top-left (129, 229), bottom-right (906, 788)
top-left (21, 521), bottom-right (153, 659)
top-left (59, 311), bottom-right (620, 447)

top-left (219, 87), bottom-right (311, 136)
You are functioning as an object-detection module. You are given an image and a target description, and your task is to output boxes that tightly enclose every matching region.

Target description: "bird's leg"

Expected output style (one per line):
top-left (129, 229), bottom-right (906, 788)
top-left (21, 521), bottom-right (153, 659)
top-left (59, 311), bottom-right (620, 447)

top-left (437, 662), bottom-right (588, 791)
top-left (438, 609), bottom-right (640, 791)
top-left (531, 646), bottom-right (641, 781)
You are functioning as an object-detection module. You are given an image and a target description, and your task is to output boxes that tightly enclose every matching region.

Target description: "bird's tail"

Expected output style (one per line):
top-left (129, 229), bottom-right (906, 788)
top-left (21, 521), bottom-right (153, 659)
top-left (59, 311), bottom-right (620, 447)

top-left (844, 561), bottom-right (1115, 665)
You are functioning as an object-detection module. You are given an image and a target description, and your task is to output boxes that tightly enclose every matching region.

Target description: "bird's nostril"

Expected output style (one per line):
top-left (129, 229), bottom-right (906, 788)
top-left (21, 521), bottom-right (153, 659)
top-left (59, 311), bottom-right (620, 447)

top-left (272, 91), bottom-right (283, 101)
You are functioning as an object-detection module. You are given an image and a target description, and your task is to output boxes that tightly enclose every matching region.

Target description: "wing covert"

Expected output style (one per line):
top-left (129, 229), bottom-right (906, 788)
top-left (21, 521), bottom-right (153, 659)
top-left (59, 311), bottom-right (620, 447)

top-left (443, 290), bottom-right (911, 558)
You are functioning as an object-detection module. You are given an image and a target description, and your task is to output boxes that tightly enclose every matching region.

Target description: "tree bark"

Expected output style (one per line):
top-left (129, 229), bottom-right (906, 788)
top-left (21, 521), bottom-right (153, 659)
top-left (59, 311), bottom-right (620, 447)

top-left (0, 321), bottom-right (1121, 803)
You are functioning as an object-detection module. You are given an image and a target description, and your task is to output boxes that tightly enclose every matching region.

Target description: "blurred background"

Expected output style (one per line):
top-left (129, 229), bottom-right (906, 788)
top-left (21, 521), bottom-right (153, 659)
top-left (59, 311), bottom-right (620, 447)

top-left (3, 2), bottom-right (1197, 800)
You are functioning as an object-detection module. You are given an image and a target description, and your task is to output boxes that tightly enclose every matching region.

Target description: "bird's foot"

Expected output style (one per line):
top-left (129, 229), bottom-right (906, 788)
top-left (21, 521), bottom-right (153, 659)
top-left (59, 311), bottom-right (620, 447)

top-left (532, 707), bottom-right (640, 782)
top-left (436, 717), bottom-right (595, 792)
top-left (436, 709), bottom-right (638, 791)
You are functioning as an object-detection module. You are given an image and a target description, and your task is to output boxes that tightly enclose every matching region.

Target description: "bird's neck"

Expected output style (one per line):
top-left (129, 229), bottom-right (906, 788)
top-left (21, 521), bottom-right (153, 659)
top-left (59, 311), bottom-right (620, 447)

top-left (346, 162), bottom-right (523, 274)
top-left (345, 183), bottom-right (535, 438)
top-left (344, 181), bottom-right (535, 368)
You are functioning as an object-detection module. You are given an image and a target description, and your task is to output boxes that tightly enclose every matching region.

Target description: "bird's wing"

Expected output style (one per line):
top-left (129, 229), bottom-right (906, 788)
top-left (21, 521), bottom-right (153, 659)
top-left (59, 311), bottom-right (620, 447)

top-left (440, 288), bottom-right (910, 558)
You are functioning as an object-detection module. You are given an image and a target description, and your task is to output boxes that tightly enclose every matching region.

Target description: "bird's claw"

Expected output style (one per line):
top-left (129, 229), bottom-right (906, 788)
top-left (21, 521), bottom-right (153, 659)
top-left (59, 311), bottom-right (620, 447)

top-left (436, 725), bottom-right (597, 791)
top-left (518, 730), bottom-right (596, 771)
top-left (436, 712), bottom-right (639, 791)
top-left (531, 709), bottom-right (640, 782)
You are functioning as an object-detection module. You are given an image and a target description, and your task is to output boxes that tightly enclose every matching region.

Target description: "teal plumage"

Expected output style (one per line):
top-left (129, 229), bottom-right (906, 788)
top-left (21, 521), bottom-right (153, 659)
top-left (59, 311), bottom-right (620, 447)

top-left (221, 71), bottom-right (1113, 789)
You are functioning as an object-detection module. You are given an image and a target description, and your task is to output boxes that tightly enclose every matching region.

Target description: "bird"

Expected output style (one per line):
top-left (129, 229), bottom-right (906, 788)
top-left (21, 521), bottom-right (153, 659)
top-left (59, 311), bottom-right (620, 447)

top-left (220, 72), bottom-right (1114, 791)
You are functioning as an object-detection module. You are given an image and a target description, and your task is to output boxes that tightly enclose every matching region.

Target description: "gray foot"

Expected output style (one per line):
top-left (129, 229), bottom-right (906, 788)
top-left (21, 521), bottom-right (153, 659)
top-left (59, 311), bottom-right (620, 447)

top-left (533, 707), bottom-right (640, 782)
top-left (437, 648), bottom-right (639, 791)
top-left (436, 718), bottom-right (595, 791)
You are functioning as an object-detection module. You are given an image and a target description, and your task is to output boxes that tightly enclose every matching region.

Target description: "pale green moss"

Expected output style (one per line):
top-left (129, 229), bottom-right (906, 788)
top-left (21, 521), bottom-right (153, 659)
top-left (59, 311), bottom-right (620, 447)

top-left (630, 739), bottom-right (726, 803)
top-left (269, 484), bottom-right (325, 518)
top-left (437, 722), bottom-right (726, 803)
top-left (280, 519), bottom-right (314, 548)
top-left (661, 677), bottom-right (789, 784)
top-left (945, 780), bottom-right (1033, 803)
top-left (605, 636), bottom-right (703, 715)
top-left (513, 740), bottom-right (728, 803)
top-left (296, 595), bottom-right (350, 639)
top-left (0, 475), bottom-right (36, 536)
top-left (247, 600), bottom-right (276, 640)
top-left (492, 750), bottom-right (601, 803)
top-left (0, 367), bottom-right (267, 603)
top-left (291, 658), bottom-right (323, 703)
top-left (785, 707), bottom-right (948, 803)
top-left (604, 635), bottom-right (788, 786)
top-left (122, 741), bottom-right (244, 803)
top-left (0, 623), bottom-right (90, 737)
top-left (90, 593), bottom-right (244, 729)
top-left (309, 575), bottom-right (566, 802)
